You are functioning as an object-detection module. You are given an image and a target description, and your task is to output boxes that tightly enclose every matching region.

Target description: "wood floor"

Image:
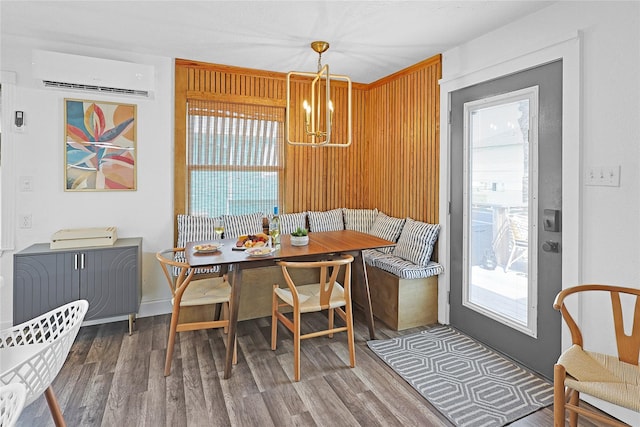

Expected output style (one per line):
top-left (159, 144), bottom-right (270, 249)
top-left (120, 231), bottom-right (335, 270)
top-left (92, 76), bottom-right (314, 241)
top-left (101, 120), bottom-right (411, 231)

top-left (16, 309), bottom-right (603, 426)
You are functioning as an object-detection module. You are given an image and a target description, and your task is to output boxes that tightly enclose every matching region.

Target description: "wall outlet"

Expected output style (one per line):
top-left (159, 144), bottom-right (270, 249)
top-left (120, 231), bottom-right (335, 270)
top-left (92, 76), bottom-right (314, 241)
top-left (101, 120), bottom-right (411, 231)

top-left (19, 214), bottom-right (32, 229)
top-left (585, 165), bottom-right (620, 187)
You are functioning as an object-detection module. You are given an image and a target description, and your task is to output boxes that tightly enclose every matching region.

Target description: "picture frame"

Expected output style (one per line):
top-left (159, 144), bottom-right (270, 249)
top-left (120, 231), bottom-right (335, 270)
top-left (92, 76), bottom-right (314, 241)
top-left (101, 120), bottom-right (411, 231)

top-left (64, 98), bottom-right (137, 191)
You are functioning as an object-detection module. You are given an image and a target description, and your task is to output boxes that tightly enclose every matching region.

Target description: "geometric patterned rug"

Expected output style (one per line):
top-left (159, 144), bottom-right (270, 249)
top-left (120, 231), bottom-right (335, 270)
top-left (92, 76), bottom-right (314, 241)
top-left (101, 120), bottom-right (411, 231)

top-left (367, 325), bottom-right (554, 427)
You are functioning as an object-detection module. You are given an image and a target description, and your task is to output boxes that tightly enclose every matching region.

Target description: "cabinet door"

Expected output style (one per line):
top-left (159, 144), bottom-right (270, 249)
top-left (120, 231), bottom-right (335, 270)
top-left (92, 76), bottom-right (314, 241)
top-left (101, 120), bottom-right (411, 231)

top-left (13, 252), bottom-right (80, 324)
top-left (80, 246), bottom-right (139, 320)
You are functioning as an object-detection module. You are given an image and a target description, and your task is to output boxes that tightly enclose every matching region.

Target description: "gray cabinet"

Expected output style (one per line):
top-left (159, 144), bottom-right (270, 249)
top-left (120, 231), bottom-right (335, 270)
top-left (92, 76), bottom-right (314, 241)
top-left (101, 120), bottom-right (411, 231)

top-left (13, 238), bottom-right (142, 329)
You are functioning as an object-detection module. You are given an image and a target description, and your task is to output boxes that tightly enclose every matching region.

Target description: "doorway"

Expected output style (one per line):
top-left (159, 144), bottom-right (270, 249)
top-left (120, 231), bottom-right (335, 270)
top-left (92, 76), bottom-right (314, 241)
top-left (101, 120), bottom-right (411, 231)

top-left (449, 60), bottom-right (562, 380)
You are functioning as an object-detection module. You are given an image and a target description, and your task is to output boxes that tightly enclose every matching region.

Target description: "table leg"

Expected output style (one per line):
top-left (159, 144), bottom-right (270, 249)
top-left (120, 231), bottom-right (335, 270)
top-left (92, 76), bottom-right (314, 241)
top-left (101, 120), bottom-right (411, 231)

top-left (224, 264), bottom-right (242, 379)
top-left (128, 313), bottom-right (136, 335)
top-left (354, 251), bottom-right (376, 339)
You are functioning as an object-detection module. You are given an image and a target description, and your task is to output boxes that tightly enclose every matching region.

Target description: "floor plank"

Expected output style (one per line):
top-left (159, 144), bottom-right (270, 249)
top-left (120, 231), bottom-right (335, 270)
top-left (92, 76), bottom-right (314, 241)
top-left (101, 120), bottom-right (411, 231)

top-left (14, 310), bottom-right (612, 426)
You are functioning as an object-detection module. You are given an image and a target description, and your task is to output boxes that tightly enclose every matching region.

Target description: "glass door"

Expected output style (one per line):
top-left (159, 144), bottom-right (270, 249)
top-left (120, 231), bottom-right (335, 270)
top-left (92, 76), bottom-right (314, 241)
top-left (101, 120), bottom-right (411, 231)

top-left (463, 88), bottom-right (538, 337)
top-left (449, 60), bottom-right (563, 380)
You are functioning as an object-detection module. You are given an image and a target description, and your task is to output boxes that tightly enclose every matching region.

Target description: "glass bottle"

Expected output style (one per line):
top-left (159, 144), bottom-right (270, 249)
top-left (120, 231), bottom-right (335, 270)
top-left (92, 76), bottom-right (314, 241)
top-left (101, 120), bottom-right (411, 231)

top-left (269, 206), bottom-right (281, 247)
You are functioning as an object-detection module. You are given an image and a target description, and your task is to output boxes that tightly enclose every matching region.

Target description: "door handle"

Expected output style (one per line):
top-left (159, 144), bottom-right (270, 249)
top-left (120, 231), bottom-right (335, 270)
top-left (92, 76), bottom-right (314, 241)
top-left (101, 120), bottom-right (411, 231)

top-left (74, 253), bottom-right (86, 269)
top-left (543, 209), bottom-right (560, 232)
top-left (542, 240), bottom-right (559, 253)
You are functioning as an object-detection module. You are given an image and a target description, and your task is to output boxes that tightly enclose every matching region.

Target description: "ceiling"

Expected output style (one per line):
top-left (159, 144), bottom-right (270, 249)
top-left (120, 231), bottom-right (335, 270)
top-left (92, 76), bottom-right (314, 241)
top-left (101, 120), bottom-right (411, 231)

top-left (1, 1), bottom-right (554, 84)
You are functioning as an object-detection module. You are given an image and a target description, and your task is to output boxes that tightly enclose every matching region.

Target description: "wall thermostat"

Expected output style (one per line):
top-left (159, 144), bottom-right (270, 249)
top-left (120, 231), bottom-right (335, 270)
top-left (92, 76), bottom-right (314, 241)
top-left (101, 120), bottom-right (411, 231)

top-left (15, 111), bottom-right (24, 127)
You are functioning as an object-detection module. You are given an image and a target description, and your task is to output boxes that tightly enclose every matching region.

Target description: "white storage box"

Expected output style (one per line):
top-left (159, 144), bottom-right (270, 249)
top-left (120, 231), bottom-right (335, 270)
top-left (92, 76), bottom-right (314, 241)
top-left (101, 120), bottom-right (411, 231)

top-left (50, 226), bottom-right (118, 249)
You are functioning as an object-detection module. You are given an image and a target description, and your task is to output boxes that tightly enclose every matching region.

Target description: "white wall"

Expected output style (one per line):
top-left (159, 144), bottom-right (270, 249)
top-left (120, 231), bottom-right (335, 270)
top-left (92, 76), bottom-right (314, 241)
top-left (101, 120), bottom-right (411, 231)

top-left (0, 35), bottom-right (176, 328)
top-left (439, 2), bottom-right (639, 424)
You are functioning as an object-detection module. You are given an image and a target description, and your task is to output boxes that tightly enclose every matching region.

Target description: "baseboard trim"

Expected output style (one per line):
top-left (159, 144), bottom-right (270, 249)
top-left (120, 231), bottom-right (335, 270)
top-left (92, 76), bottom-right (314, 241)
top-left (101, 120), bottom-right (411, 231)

top-left (81, 299), bottom-right (172, 328)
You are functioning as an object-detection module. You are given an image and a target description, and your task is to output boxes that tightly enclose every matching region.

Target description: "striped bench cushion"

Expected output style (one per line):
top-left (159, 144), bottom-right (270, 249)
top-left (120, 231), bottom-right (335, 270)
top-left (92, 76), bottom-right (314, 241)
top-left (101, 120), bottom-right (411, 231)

top-left (223, 212), bottom-right (264, 239)
top-left (308, 209), bottom-right (345, 232)
top-left (176, 214), bottom-right (222, 276)
top-left (176, 214), bottom-right (221, 247)
top-left (368, 212), bottom-right (405, 253)
top-left (373, 254), bottom-right (444, 280)
top-left (362, 248), bottom-right (388, 267)
top-left (279, 212), bottom-right (307, 235)
top-left (343, 208), bottom-right (378, 233)
top-left (392, 218), bottom-right (440, 266)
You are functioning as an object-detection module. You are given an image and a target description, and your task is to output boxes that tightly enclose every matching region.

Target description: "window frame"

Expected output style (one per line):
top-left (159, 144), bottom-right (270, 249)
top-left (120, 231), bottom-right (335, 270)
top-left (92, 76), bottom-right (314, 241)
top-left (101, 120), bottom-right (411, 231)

top-left (182, 98), bottom-right (285, 219)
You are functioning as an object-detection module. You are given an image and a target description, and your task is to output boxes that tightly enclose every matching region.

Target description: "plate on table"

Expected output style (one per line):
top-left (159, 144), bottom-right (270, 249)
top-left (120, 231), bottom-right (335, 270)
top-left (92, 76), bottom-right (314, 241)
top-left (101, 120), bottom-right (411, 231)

top-left (245, 247), bottom-right (276, 257)
top-left (193, 243), bottom-right (223, 253)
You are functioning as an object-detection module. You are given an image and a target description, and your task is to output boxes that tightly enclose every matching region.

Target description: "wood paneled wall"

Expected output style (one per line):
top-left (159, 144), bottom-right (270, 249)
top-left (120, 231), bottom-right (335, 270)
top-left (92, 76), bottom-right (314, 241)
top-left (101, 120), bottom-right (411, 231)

top-left (174, 54), bottom-right (441, 225)
top-left (365, 56), bottom-right (441, 223)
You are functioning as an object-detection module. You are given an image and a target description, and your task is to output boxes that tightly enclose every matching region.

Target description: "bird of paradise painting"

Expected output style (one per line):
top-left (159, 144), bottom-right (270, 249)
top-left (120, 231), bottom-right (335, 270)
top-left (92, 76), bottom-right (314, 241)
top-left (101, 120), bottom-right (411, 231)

top-left (65, 99), bottom-right (137, 191)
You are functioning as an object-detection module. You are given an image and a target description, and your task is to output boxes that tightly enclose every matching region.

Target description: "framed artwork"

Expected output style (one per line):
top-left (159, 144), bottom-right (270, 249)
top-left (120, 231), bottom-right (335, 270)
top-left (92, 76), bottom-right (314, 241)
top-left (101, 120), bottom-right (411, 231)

top-left (64, 98), bottom-right (137, 191)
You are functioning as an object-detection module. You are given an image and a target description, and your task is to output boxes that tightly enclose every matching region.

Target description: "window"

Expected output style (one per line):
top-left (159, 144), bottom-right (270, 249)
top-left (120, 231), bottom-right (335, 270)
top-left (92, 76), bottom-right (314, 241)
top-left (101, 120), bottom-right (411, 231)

top-left (186, 100), bottom-right (284, 217)
top-left (462, 86), bottom-right (539, 337)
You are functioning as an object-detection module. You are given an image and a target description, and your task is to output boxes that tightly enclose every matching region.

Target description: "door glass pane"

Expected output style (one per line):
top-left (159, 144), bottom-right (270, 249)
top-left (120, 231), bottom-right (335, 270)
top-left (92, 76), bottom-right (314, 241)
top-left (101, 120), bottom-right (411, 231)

top-left (463, 88), bottom-right (538, 337)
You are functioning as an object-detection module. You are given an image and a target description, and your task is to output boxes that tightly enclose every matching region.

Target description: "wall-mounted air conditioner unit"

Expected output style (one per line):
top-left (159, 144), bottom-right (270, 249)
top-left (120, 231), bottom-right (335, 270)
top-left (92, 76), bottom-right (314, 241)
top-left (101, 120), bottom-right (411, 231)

top-left (32, 50), bottom-right (155, 98)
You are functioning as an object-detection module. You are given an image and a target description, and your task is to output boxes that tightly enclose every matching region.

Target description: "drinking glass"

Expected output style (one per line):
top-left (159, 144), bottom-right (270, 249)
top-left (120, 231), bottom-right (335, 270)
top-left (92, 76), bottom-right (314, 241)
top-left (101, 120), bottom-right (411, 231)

top-left (214, 218), bottom-right (224, 239)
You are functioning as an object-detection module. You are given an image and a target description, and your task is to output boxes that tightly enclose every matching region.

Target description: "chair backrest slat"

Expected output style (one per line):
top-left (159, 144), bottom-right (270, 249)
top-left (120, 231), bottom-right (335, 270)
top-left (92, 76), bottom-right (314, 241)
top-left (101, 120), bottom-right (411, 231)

top-left (278, 255), bottom-right (354, 310)
top-left (610, 291), bottom-right (640, 365)
top-left (554, 284), bottom-right (640, 366)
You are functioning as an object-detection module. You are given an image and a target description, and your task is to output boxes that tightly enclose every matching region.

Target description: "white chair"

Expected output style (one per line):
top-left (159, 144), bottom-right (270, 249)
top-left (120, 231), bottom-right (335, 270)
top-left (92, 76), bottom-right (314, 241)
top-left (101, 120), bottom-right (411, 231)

top-left (0, 383), bottom-right (27, 427)
top-left (0, 300), bottom-right (88, 427)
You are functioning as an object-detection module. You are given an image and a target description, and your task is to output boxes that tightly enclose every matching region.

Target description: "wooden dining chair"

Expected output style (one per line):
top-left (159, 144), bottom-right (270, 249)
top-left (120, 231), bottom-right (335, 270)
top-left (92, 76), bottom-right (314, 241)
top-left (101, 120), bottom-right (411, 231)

top-left (271, 254), bottom-right (355, 381)
top-left (156, 248), bottom-right (236, 376)
top-left (553, 284), bottom-right (640, 426)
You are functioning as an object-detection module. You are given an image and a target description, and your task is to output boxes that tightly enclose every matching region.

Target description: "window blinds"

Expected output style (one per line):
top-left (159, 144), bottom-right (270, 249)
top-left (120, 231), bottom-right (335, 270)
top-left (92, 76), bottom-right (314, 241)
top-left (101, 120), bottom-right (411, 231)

top-left (187, 99), bottom-right (284, 217)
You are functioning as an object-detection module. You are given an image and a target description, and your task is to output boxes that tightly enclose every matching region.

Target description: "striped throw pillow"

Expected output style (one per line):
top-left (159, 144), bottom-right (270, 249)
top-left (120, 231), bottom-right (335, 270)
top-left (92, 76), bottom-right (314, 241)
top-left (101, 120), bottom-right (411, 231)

top-left (223, 212), bottom-right (264, 239)
top-left (368, 212), bottom-right (405, 253)
top-left (343, 208), bottom-right (378, 233)
top-left (175, 215), bottom-right (221, 276)
top-left (392, 218), bottom-right (440, 266)
top-left (176, 214), bottom-right (221, 248)
top-left (279, 212), bottom-right (307, 235)
top-left (307, 209), bottom-right (345, 232)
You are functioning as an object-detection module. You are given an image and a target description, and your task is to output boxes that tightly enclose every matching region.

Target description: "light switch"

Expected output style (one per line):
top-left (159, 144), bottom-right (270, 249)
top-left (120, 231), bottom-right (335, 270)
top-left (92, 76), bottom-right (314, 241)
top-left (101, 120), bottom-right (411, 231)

top-left (585, 165), bottom-right (620, 187)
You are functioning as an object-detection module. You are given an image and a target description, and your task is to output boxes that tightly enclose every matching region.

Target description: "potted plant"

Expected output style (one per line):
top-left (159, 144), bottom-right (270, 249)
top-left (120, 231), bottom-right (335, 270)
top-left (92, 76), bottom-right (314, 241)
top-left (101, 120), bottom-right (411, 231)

top-left (290, 227), bottom-right (309, 246)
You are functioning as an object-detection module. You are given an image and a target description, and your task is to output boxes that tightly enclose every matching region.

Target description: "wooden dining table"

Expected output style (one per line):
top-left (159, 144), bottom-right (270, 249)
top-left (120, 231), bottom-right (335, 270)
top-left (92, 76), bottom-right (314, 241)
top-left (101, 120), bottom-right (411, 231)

top-left (185, 229), bottom-right (396, 379)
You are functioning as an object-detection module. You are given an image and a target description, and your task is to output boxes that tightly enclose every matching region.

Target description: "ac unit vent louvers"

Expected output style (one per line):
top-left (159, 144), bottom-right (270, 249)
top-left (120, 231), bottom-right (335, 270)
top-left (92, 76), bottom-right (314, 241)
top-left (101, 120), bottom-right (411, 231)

top-left (32, 50), bottom-right (154, 98)
top-left (42, 80), bottom-right (149, 97)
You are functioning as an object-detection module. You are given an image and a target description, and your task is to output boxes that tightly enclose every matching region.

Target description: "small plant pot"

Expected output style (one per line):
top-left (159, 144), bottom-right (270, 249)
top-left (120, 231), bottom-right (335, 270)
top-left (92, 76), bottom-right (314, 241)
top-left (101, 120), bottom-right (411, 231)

top-left (290, 235), bottom-right (309, 246)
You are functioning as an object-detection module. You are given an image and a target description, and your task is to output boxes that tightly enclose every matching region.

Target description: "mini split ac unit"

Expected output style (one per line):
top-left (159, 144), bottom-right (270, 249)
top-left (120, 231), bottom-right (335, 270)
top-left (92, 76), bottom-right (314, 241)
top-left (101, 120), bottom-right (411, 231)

top-left (32, 50), bottom-right (155, 98)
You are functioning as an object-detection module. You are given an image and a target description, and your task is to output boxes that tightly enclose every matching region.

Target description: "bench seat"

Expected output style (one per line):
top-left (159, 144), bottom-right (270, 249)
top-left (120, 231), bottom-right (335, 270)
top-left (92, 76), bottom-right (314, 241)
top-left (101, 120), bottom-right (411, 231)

top-left (357, 249), bottom-right (442, 330)
top-left (363, 249), bottom-right (444, 279)
top-left (174, 211), bottom-right (443, 329)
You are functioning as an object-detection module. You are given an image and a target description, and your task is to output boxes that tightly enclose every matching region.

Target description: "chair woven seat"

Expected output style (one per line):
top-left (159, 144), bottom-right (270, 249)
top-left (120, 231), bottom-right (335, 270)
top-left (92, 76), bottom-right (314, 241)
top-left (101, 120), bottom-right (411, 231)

top-left (553, 284), bottom-right (640, 427)
top-left (559, 345), bottom-right (640, 411)
top-left (275, 282), bottom-right (346, 313)
top-left (172, 277), bottom-right (231, 307)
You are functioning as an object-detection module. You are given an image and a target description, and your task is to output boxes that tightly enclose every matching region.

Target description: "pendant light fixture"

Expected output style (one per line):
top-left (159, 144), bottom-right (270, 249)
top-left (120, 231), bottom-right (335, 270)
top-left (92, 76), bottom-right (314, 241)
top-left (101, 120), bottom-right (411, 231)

top-left (286, 41), bottom-right (352, 147)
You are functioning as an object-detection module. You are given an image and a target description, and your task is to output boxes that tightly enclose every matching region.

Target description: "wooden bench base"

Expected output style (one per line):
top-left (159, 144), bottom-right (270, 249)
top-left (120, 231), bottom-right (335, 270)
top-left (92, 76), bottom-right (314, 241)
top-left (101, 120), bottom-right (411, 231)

top-left (354, 265), bottom-right (438, 331)
top-left (181, 264), bottom-right (438, 331)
